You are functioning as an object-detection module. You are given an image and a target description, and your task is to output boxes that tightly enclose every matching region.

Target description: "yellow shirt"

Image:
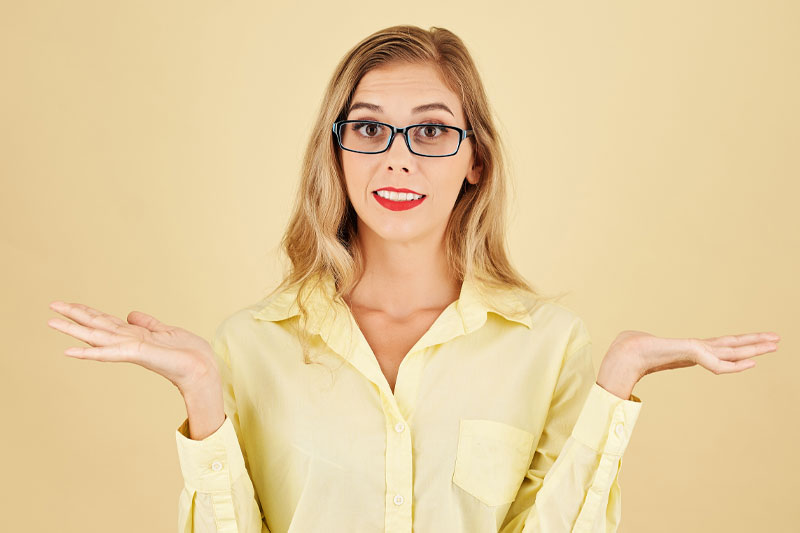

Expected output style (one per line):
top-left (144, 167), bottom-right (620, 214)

top-left (175, 272), bottom-right (643, 532)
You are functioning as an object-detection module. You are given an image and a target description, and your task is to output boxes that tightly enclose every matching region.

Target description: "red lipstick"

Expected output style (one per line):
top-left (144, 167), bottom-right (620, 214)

top-left (372, 187), bottom-right (426, 212)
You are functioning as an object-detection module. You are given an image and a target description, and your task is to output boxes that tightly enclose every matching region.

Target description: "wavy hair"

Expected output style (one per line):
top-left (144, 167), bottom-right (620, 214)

top-left (265, 25), bottom-right (566, 364)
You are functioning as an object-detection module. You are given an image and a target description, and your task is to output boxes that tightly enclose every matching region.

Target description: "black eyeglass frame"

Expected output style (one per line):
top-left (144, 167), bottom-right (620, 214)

top-left (331, 119), bottom-right (475, 158)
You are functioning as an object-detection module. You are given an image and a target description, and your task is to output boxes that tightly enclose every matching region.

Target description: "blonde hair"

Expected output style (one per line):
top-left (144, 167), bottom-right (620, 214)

top-left (266, 24), bottom-right (566, 364)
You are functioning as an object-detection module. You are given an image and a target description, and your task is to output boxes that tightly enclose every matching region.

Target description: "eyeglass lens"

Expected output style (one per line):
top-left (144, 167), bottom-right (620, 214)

top-left (339, 121), bottom-right (461, 156)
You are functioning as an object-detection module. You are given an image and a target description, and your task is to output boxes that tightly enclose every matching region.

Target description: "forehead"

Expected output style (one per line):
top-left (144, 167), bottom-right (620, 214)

top-left (350, 62), bottom-right (463, 120)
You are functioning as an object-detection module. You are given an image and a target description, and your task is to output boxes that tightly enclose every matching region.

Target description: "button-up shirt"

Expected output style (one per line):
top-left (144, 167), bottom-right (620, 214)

top-left (175, 272), bottom-right (643, 532)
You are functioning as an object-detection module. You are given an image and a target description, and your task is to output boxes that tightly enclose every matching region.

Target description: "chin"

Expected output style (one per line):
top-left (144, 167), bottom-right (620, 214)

top-left (383, 227), bottom-right (432, 244)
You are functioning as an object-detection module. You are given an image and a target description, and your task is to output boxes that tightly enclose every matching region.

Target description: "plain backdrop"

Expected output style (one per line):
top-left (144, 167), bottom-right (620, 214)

top-left (2, 1), bottom-right (797, 532)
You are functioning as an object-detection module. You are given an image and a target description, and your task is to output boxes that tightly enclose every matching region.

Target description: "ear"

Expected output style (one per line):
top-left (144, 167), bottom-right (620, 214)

top-left (465, 158), bottom-right (483, 185)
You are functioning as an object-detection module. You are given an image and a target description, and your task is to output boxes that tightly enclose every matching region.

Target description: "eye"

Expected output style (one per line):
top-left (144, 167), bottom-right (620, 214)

top-left (350, 121), bottom-right (384, 137)
top-left (417, 123), bottom-right (447, 138)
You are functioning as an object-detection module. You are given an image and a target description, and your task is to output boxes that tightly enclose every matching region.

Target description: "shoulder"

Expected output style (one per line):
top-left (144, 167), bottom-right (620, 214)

top-left (211, 299), bottom-right (287, 345)
top-left (520, 297), bottom-right (592, 355)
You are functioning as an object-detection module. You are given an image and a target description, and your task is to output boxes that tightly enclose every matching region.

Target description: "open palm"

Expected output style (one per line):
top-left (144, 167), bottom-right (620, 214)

top-left (47, 301), bottom-right (219, 395)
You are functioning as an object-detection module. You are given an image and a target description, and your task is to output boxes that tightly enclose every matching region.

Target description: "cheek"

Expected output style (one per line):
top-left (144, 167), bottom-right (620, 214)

top-left (439, 160), bottom-right (470, 193)
top-left (342, 156), bottom-right (361, 196)
top-left (341, 155), bottom-right (369, 200)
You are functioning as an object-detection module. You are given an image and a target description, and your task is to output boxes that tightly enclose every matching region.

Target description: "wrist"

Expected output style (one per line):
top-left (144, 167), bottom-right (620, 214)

top-left (181, 381), bottom-right (225, 441)
top-left (179, 365), bottom-right (221, 397)
top-left (181, 375), bottom-right (222, 407)
top-left (596, 352), bottom-right (641, 400)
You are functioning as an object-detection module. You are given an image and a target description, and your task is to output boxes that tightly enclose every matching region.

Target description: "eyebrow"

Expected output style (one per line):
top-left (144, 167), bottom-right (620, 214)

top-left (347, 101), bottom-right (455, 117)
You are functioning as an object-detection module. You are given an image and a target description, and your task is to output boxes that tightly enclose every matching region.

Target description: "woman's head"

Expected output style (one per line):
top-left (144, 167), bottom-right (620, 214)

top-left (337, 60), bottom-right (482, 252)
top-left (272, 25), bottom-right (563, 361)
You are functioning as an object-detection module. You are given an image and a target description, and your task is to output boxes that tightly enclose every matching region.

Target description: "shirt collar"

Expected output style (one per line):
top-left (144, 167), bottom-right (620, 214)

top-left (249, 271), bottom-right (533, 333)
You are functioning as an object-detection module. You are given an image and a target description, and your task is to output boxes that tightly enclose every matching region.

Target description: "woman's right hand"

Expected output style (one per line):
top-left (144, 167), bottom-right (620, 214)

top-left (47, 301), bottom-right (221, 397)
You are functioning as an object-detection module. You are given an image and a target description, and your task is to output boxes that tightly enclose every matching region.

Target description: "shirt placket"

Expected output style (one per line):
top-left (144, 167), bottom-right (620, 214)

top-left (315, 305), bottom-right (416, 532)
top-left (318, 299), bottom-right (474, 533)
top-left (379, 388), bottom-right (414, 532)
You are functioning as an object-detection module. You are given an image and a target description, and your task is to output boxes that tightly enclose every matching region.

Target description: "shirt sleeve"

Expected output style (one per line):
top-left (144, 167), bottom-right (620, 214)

top-left (175, 322), bottom-right (270, 533)
top-left (501, 331), bottom-right (643, 533)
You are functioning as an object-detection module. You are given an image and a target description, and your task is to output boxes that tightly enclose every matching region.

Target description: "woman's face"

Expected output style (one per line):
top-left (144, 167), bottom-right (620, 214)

top-left (340, 61), bottom-right (481, 246)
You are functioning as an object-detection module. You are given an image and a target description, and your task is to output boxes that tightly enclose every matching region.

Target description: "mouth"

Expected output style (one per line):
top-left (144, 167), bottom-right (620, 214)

top-left (372, 191), bottom-right (427, 198)
top-left (372, 188), bottom-right (427, 211)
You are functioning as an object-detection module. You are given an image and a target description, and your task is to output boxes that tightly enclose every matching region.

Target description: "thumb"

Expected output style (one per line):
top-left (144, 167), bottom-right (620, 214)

top-left (127, 310), bottom-right (171, 332)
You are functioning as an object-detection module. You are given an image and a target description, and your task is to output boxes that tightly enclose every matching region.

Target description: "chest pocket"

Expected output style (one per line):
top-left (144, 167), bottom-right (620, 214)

top-left (452, 419), bottom-right (535, 507)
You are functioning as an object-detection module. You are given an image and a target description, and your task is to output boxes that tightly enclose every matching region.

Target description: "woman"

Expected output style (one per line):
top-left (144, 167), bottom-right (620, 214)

top-left (47, 25), bottom-right (780, 533)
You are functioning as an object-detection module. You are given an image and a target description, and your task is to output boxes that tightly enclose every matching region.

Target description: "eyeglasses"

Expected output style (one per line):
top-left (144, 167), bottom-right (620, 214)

top-left (332, 120), bottom-right (474, 157)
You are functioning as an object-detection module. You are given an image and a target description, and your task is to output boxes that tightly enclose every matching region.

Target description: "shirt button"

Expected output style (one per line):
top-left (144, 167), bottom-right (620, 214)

top-left (393, 494), bottom-right (404, 505)
top-left (394, 422), bottom-right (405, 433)
top-left (614, 423), bottom-right (624, 437)
top-left (211, 461), bottom-right (223, 472)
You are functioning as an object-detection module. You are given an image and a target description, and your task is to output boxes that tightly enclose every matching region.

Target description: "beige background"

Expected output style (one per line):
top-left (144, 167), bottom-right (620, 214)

top-left (2, 1), bottom-right (797, 531)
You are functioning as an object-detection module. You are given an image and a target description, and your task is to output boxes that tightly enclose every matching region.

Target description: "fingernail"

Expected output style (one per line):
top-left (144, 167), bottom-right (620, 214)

top-left (65, 348), bottom-right (81, 355)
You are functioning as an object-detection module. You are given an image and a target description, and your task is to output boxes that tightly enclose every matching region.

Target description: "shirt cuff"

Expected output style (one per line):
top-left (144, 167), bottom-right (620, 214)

top-left (571, 382), bottom-right (643, 456)
top-left (175, 415), bottom-right (248, 492)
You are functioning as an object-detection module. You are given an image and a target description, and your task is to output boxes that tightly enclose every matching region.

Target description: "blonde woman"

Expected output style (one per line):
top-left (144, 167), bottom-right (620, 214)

top-left (47, 25), bottom-right (780, 533)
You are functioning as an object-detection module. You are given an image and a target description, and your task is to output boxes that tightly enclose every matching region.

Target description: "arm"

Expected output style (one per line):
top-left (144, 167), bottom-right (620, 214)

top-left (175, 323), bottom-right (270, 533)
top-left (501, 332), bottom-right (643, 533)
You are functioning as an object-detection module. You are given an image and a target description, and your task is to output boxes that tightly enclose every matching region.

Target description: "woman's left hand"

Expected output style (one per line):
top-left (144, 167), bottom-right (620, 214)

top-left (618, 329), bottom-right (781, 379)
top-left (596, 329), bottom-right (781, 400)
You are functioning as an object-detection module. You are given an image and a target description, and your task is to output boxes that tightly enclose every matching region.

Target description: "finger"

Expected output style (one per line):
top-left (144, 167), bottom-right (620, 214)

top-left (704, 332), bottom-right (781, 346)
top-left (63, 342), bottom-right (136, 362)
top-left (694, 346), bottom-right (759, 374)
top-left (47, 317), bottom-right (120, 347)
top-left (64, 339), bottom-right (174, 367)
top-left (126, 310), bottom-right (172, 332)
top-left (49, 301), bottom-right (130, 334)
top-left (716, 341), bottom-right (778, 362)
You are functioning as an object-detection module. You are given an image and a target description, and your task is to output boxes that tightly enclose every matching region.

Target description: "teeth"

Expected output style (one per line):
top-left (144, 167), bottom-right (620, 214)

top-left (376, 190), bottom-right (424, 201)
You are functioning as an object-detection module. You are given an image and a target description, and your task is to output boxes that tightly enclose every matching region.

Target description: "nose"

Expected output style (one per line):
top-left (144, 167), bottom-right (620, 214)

top-left (386, 129), bottom-right (413, 171)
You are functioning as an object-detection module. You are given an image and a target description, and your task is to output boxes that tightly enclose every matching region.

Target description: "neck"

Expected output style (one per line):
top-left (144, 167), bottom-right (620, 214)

top-left (345, 226), bottom-right (461, 318)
